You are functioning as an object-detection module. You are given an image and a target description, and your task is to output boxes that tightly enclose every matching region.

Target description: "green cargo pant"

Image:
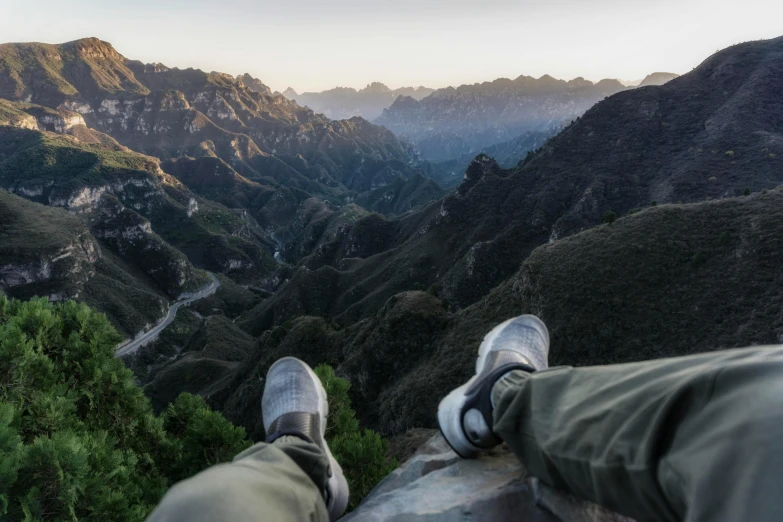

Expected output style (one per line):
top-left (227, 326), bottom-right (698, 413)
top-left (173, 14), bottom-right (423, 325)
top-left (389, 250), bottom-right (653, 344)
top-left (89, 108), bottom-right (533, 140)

top-left (146, 435), bottom-right (331, 521)
top-left (148, 345), bottom-right (783, 522)
top-left (493, 345), bottom-right (783, 522)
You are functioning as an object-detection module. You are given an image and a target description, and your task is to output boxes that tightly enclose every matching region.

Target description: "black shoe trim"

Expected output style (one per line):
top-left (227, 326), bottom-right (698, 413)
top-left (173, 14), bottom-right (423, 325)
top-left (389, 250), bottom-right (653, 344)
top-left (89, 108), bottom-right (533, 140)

top-left (461, 362), bottom-right (535, 448)
top-left (266, 412), bottom-right (322, 447)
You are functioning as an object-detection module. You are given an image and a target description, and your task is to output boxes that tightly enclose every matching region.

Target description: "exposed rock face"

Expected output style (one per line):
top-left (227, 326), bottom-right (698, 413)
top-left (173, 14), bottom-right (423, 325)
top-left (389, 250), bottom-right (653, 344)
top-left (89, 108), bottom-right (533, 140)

top-left (236, 73), bottom-right (272, 96)
top-left (376, 75), bottom-right (627, 161)
top-left (0, 99), bottom-right (85, 133)
top-left (0, 231), bottom-right (99, 301)
top-left (345, 434), bottom-right (632, 522)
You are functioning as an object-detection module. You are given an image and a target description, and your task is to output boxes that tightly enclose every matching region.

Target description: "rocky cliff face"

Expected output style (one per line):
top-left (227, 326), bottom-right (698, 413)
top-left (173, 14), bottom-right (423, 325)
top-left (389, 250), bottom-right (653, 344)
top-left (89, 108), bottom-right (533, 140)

top-left (0, 124), bottom-right (280, 282)
top-left (346, 434), bottom-right (632, 522)
top-left (376, 75), bottom-right (627, 161)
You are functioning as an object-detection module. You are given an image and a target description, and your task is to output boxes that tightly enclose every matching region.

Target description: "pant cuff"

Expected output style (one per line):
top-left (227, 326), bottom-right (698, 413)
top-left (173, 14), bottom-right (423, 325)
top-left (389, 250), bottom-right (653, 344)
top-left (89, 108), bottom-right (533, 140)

top-left (492, 369), bottom-right (533, 408)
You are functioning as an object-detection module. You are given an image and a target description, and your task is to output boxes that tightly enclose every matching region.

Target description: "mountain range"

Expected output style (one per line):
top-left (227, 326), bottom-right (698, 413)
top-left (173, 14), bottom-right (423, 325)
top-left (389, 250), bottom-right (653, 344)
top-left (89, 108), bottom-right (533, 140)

top-left (125, 35), bottom-right (783, 439)
top-left (0, 37), bottom-right (447, 337)
top-left (0, 38), bottom-right (442, 210)
top-left (283, 83), bottom-right (435, 121)
top-left (2, 32), bottom-right (782, 451)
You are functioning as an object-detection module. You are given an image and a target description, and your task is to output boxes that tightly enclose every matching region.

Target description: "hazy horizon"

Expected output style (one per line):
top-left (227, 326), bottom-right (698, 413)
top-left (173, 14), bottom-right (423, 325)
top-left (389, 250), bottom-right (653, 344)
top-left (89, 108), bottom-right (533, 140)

top-left (2, 0), bottom-right (782, 93)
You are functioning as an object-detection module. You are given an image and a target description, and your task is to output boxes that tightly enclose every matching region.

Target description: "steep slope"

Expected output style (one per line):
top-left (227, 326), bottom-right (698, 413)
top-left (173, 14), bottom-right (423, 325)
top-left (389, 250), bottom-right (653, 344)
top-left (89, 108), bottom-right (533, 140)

top-left (0, 38), bottom-right (442, 215)
top-left (376, 75), bottom-right (627, 160)
top-left (284, 83), bottom-right (435, 121)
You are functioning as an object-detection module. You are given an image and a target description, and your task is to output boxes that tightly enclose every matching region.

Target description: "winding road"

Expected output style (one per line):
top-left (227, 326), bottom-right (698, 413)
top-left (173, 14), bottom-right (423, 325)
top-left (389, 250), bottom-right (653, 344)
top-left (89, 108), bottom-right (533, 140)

top-left (115, 272), bottom-right (221, 357)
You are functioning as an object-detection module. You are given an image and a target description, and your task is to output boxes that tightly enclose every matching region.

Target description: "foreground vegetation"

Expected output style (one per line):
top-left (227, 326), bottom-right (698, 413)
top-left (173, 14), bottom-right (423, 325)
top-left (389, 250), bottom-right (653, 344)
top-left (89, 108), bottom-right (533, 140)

top-left (0, 296), bottom-right (249, 520)
top-left (315, 364), bottom-right (397, 510)
top-left (0, 296), bottom-right (395, 519)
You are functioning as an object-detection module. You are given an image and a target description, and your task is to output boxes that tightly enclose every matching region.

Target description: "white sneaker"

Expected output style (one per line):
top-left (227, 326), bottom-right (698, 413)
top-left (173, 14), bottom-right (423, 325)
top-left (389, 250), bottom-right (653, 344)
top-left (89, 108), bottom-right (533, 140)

top-left (263, 357), bottom-right (349, 520)
top-left (437, 315), bottom-right (549, 458)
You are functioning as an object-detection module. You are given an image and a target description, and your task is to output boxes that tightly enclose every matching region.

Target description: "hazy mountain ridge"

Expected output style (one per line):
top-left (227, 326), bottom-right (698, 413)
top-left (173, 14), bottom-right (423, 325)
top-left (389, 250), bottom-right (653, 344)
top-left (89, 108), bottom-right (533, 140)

top-left (375, 74), bottom-right (628, 160)
top-left (283, 82), bottom-right (435, 121)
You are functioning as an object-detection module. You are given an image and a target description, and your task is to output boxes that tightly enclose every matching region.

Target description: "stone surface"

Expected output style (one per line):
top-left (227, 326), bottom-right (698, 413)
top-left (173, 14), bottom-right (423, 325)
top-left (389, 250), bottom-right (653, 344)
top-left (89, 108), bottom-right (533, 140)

top-left (344, 434), bottom-right (633, 522)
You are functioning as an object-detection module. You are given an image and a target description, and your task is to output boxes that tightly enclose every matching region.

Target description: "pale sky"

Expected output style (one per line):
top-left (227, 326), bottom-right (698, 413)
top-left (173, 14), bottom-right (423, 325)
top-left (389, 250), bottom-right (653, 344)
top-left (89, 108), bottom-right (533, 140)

top-left (1, 0), bottom-right (781, 93)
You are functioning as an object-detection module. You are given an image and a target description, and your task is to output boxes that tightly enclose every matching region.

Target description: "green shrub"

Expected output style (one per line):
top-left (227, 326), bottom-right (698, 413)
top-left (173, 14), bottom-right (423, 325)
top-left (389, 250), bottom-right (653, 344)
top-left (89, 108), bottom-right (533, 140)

top-left (651, 200), bottom-right (658, 206)
top-left (744, 187), bottom-right (750, 196)
top-left (0, 295), bottom-right (250, 520)
top-left (603, 210), bottom-right (617, 224)
top-left (314, 364), bottom-right (397, 510)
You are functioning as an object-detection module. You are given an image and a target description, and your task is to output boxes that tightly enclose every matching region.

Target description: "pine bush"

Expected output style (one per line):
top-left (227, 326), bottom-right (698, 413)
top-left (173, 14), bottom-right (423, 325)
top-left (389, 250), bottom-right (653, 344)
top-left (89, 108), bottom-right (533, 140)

top-left (0, 295), bottom-right (250, 521)
top-left (314, 364), bottom-right (397, 510)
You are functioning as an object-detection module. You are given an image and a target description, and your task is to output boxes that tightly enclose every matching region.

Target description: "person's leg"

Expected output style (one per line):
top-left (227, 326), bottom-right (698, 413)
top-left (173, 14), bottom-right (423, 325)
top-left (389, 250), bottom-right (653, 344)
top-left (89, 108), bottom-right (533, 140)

top-left (146, 357), bottom-right (349, 522)
top-left (492, 347), bottom-right (783, 522)
top-left (146, 436), bottom-right (330, 522)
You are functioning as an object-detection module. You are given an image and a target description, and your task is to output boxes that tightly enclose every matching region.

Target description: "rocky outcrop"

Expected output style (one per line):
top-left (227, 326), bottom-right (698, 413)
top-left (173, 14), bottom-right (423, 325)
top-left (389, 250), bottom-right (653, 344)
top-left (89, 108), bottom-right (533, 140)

top-left (0, 232), bottom-right (99, 301)
top-left (91, 196), bottom-right (198, 297)
top-left (0, 99), bottom-right (85, 133)
top-left (346, 434), bottom-right (632, 522)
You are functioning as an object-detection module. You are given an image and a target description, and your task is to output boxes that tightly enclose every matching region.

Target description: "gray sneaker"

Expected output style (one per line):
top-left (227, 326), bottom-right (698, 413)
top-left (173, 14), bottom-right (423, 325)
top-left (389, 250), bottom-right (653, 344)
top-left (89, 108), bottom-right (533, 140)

top-left (437, 315), bottom-right (549, 458)
top-left (263, 357), bottom-right (349, 520)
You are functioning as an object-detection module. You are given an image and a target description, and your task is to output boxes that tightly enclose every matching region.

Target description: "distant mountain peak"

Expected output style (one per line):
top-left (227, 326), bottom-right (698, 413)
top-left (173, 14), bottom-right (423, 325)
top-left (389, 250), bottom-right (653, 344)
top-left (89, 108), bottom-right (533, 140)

top-left (639, 72), bottom-right (680, 87)
top-left (363, 82), bottom-right (391, 94)
top-left (144, 62), bottom-right (170, 74)
top-left (63, 37), bottom-right (123, 60)
top-left (237, 73), bottom-right (272, 95)
top-left (538, 74), bottom-right (559, 83)
top-left (387, 95), bottom-right (420, 110)
top-left (282, 87), bottom-right (298, 99)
